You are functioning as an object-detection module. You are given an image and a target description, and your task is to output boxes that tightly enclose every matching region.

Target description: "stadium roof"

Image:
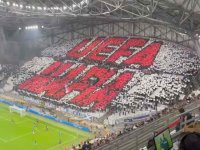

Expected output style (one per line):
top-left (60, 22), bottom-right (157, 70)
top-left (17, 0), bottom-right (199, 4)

top-left (0, 0), bottom-right (200, 36)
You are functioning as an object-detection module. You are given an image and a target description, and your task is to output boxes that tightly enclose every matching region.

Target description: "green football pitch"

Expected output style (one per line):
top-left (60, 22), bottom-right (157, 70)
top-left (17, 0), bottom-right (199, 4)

top-left (0, 102), bottom-right (93, 150)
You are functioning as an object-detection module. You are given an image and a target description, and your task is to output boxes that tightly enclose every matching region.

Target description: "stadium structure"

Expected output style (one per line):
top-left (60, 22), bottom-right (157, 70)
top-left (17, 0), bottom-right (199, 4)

top-left (0, 0), bottom-right (200, 150)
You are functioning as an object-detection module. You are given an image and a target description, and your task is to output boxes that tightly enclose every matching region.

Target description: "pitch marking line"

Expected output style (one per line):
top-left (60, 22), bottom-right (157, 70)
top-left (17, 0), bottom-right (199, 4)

top-left (0, 116), bottom-right (10, 121)
top-left (7, 127), bottom-right (46, 143)
top-left (6, 131), bottom-right (33, 143)
top-left (47, 135), bottom-right (77, 150)
top-left (0, 116), bottom-right (27, 125)
top-left (0, 137), bottom-right (7, 143)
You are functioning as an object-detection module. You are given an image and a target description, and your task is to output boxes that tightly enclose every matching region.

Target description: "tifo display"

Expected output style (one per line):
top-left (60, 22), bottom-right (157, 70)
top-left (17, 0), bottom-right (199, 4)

top-left (0, 36), bottom-right (200, 150)
top-left (7, 37), bottom-right (198, 112)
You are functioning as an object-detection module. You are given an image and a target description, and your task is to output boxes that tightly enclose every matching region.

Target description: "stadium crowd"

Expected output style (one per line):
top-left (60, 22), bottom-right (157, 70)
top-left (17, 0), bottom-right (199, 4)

top-left (69, 92), bottom-right (200, 150)
top-left (0, 37), bottom-right (198, 119)
top-left (0, 37), bottom-right (199, 150)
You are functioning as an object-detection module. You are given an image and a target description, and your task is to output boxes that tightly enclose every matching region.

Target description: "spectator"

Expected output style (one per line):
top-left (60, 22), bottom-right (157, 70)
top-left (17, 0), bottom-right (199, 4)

top-left (147, 137), bottom-right (155, 149)
top-left (176, 108), bottom-right (193, 131)
top-left (179, 132), bottom-right (200, 150)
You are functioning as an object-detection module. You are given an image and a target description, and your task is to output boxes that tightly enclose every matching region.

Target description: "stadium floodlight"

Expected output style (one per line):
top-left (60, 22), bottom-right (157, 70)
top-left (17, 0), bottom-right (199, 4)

top-left (63, 6), bottom-right (67, 10)
top-left (12, 3), bottom-right (19, 7)
top-left (72, 4), bottom-right (76, 8)
top-left (25, 25), bottom-right (38, 30)
top-left (37, 7), bottom-right (42, 10)
top-left (34, 25), bottom-right (38, 29)
top-left (54, 7), bottom-right (58, 10)
top-left (80, 0), bottom-right (85, 5)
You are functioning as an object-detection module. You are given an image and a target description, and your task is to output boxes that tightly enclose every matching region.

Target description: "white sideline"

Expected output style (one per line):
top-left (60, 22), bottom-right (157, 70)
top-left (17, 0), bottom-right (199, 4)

top-left (0, 116), bottom-right (27, 125)
top-left (0, 137), bottom-right (7, 143)
top-left (47, 135), bottom-right (77, 150)
top-left (0, 116), bottom-right (10, 121)
top-left (7, 131), bottom-right (33, 143)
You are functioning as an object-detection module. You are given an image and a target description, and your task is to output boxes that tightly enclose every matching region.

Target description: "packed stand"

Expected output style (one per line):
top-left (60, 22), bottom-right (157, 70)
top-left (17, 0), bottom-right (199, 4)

top-left (70, 93), bottom-right (200, 150)
top-left (41, 39), bottom-right (83, 58)
top-left (0, 64), bottom-right (19, 92)
top-left (3, 37), bottom-right (199, 114)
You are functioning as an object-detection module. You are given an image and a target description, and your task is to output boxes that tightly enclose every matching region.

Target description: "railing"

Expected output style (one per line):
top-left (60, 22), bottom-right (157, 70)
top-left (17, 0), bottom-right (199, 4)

top-left (96, 102), bottom-right (200, 150)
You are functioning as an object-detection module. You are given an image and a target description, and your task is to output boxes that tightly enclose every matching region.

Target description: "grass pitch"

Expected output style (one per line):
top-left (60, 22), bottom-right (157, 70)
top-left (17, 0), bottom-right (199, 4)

top-left (0, 103), bottom-right (93, 150)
